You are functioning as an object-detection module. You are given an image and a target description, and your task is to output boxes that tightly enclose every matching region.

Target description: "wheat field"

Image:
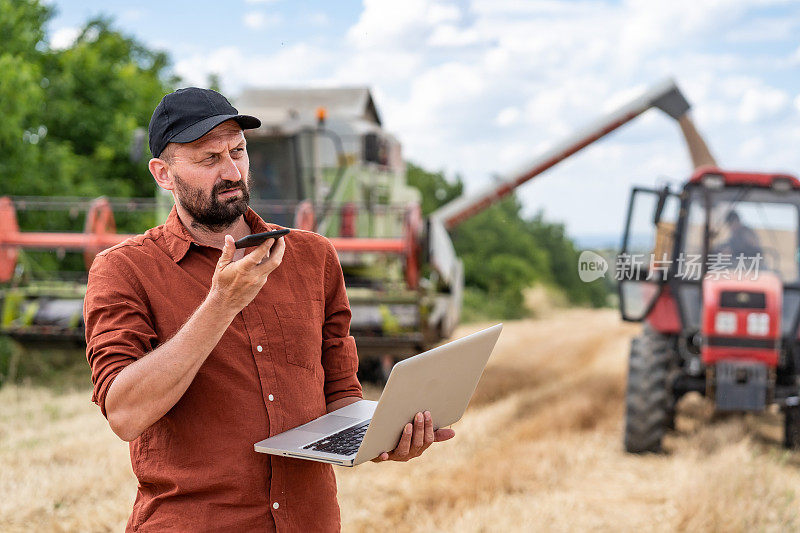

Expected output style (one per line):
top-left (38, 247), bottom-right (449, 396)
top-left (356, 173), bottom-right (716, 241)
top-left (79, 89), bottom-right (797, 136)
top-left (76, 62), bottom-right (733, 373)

top-left (1, 308), bottom-right (799, 532)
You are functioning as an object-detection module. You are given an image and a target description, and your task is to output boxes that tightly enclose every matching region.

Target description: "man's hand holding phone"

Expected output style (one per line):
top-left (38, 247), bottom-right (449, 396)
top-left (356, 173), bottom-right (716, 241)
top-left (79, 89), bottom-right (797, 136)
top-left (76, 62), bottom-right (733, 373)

top-left (209, 231), bottom-right (287, 316)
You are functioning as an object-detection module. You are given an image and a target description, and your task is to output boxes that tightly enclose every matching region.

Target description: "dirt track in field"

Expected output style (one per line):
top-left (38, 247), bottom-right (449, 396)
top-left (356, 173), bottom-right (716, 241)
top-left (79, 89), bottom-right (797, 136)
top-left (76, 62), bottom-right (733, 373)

top-left (2, 308), bottom-right (799, 532)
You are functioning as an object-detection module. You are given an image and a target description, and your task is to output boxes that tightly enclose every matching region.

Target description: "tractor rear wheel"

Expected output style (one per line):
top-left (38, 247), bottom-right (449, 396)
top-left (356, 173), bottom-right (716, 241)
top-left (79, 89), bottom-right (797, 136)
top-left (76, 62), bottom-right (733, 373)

top-left (624, 324), bottom-right (673, 453)
top-left (785, 404), bottom-right (800, 450)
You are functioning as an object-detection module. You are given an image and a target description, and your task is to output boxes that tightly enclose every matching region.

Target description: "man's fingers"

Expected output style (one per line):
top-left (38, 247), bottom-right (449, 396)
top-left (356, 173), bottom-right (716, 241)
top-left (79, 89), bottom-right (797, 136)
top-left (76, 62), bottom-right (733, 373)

top-left (423, 411), bottom-right (435, 445)
top-left (411, 412), bottom-right (425, 450)
top-left (373, 422), bottom-right (453, 464)
top-left (272, 235), bottom-right (286, 261)
top-left (253, 236), bottom-right (286, 273)
top-left (394, 423), bottom-right (413, 458)
top-left (246, 238), bottom-right (274, 265)
top-left (217, 235), bottom-right (235, 268)
top-left (433, 428), bottom-right (455, 442)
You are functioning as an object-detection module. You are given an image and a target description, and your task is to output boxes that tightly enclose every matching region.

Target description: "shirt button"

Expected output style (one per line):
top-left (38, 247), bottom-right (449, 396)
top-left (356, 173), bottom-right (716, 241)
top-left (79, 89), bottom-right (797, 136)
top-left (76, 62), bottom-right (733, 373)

top-left (256, 345), bottom-right (263, 352)
top-left (273, 502), bottom-right (279, 510)
top-left (268, 394), bottom-right (274, 401)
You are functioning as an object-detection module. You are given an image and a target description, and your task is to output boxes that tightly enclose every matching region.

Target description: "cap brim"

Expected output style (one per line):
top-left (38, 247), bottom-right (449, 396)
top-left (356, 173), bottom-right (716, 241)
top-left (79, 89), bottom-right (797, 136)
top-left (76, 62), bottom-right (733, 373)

top-left (170, 114), bottom-right (261, 144)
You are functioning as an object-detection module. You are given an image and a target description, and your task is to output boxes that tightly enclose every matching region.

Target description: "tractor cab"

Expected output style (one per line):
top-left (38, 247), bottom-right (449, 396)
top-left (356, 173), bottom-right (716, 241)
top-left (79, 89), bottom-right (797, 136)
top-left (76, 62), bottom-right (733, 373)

top-left (618, 167), bottom-right (800, 452)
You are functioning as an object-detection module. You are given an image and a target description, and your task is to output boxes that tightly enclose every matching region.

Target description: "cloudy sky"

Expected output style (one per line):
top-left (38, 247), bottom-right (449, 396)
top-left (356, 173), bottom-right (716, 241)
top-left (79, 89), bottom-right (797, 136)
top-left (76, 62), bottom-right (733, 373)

top-left (48, 0), bottom-right (800, 243)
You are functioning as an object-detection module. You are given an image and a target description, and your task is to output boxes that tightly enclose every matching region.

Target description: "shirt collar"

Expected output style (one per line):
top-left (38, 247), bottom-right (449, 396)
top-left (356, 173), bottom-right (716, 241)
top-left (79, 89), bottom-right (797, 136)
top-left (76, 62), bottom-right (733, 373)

top-left (163, 205), bottom-right (274, 263)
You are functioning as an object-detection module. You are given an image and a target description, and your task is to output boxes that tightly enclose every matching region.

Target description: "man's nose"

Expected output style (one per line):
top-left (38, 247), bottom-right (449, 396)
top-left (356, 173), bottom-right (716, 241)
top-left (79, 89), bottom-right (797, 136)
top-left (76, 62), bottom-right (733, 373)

top-left (219, 153), bottom-right (242, 182)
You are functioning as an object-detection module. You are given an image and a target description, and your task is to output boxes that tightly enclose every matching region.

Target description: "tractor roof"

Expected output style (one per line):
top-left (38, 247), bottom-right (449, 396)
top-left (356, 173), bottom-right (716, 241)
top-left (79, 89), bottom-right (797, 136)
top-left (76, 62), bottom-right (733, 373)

top-left (688, 166), bottom-right (800, 189)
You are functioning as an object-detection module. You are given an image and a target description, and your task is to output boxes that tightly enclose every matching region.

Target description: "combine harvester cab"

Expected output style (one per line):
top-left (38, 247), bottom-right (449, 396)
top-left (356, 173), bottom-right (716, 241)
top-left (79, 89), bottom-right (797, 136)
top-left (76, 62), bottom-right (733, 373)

top-left (237, 88), bottom-right (464, 379)
top-left (619, 168), bottom-right (800, 452)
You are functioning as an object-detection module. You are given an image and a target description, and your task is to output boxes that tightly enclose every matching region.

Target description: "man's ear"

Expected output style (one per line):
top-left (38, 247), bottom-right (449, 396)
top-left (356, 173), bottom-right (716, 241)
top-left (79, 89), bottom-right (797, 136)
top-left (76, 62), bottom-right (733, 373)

top-left (149, 158), bottom-right (174, 191)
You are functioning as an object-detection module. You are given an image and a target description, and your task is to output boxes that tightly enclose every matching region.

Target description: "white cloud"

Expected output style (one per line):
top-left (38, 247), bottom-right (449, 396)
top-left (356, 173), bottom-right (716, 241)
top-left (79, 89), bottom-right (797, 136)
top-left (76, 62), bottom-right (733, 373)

top-left (169, 0), bottom-right (800, 236)
top-left (739, 136), bottom-right (767, 159)
top-left (724, 15), bottom-right (800, 43)
top-left (50, 26), bottom-right (79, 49)
top-left (309, 12), bottom-right (330, 27)
top-left (736, 85), bottom-right (789, 123)
top-left (495, 107), bottom-right (520, 127)
top-left (427, 25), bottom-right (482, 47)
top-left (327, 50), bottom-right (423, 86)
top-left (384, 61), bottom-right (487, 153)
top-left (243, 11), bottom-right (282, 29)
top-left (175, 44), bottom-right (333, 92)
top-left (347, 0), bottom-right (461, 49)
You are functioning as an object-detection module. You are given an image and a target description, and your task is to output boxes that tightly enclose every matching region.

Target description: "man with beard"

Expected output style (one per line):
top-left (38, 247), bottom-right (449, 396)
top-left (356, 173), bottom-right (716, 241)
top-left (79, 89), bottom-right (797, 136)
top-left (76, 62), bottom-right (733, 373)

top-left (83, 88), bottom-right (453, 532)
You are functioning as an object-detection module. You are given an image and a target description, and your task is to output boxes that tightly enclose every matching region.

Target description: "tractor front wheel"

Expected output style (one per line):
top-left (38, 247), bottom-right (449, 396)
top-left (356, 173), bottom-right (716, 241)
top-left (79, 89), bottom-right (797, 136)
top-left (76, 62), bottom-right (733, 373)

top-left (624, 324), bottom-right (673, 453)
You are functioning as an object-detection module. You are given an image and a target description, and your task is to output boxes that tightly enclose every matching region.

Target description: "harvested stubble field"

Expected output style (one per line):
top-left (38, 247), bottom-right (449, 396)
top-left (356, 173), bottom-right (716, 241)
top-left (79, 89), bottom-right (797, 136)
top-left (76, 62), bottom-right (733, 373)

top-left (1, 308), bottom-right (799, 532)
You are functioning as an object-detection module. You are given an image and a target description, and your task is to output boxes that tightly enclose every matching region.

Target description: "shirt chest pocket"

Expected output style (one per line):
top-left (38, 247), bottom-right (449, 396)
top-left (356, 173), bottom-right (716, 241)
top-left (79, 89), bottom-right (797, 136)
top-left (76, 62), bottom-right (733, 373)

top-left (273, 301), bottom-right (323, 371)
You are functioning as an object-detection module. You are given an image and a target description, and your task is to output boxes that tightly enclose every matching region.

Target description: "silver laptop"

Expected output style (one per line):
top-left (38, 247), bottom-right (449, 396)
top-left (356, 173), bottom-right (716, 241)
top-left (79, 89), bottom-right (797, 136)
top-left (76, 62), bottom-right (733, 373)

top-left (254, 323), bottom-right (503, 466)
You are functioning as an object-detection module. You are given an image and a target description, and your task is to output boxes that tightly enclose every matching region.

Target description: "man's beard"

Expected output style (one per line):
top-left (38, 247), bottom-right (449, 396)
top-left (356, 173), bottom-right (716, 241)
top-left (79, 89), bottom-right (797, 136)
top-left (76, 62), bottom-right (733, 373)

top-left (173, 172), bottom-right (251, 233)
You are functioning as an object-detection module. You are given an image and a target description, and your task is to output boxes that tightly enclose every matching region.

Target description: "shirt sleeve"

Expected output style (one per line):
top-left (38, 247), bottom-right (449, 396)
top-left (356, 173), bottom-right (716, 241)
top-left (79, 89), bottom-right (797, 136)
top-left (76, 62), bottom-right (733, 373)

top-left (320, 238), bottom-right (363, 405)
top-left (84, 252), bottom-right (158, 418)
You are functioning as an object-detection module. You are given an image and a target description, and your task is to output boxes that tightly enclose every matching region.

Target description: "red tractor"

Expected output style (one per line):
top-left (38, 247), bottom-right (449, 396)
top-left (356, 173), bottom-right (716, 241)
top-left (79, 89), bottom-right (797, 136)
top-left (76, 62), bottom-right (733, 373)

top-left (432, 78), bottom-right (800, 451)
top-left (620, 168), bottom-right (800, 451)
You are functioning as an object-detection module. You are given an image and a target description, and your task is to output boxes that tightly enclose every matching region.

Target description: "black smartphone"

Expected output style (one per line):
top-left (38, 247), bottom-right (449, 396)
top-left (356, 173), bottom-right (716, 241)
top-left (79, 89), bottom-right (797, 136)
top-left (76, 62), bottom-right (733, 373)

top-left (234, 229), bottom-right (290, 249)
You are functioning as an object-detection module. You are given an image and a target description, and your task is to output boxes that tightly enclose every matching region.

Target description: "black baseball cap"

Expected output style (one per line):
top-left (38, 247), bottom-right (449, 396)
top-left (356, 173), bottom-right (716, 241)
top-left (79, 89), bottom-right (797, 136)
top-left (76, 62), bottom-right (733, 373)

top-left (148, 87), bottom-right (261, 158)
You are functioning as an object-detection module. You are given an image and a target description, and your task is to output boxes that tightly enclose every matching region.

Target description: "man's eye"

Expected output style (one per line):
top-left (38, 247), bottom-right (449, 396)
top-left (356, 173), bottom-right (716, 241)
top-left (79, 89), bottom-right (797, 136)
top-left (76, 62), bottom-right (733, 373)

top-left (231, 148), bottom-right (244, 157)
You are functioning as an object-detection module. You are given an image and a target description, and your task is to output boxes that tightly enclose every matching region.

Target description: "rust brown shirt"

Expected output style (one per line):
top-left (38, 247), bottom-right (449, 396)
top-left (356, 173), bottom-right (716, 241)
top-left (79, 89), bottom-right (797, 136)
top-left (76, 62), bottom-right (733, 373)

top-left (84, 206), bottom-right (362, 532)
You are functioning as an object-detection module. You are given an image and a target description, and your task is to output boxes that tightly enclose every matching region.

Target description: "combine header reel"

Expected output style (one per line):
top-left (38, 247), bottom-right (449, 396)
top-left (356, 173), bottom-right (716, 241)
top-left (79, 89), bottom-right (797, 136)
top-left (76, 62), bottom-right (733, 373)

top-left (0, 196), bottom-right (126, 282)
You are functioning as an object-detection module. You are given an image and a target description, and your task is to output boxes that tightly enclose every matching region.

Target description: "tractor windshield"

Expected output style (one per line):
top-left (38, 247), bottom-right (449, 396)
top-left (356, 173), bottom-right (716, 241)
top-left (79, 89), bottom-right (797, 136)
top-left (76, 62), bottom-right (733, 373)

top-left (682, 186), bottom-right (800, 282)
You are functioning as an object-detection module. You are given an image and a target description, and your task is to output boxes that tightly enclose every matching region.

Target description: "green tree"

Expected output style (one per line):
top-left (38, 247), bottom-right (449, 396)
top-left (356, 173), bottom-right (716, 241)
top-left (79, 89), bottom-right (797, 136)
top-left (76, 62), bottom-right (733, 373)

top-left (452, 196), bottom-right (552, 318)
top-left (405, 162), bottom-right (463, 216)
top-left (207, 72), bottom-right (222, 92)
top-left (526, 210), bottom-right (608, 307)
top-left (0, 1), bottom-right (177, 274)
top-left (1, 4), bottom-right (177, 200)
top-left (0, 0), bottom-right (49, 190)
top-left (0, 0), bottom-right (49, 58)
top-left (405, 161), bottom-right (609, 319)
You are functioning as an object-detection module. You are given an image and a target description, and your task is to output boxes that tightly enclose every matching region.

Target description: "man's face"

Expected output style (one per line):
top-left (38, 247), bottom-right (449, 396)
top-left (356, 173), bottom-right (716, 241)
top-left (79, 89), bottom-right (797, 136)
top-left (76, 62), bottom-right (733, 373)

top-left (165, 120), bottom-right (251, 231)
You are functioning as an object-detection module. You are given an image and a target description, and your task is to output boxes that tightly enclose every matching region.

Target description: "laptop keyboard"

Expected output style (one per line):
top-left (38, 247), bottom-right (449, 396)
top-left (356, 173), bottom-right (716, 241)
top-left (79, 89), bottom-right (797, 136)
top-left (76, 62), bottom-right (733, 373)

top-left (302, 420), bottom-right (371, 456)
